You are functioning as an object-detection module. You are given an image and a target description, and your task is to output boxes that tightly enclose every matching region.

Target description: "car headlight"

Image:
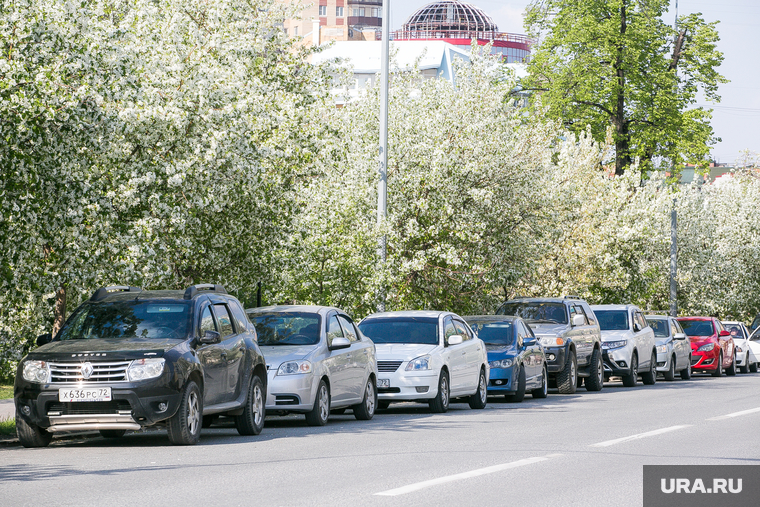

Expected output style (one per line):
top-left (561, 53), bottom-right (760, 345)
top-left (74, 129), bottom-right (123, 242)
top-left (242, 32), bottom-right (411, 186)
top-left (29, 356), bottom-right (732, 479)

top-left (539, 336), bottom-right (564, 347)
top-left (656, 345), bottom-right (668, 354)
top-left (277, 360), bottom-right (312, 375)
top-left (406, 355), bottom-right (431, 371)
top-left (128, 358), bottom-right (165, 381)
top-left (697, 343), bottom-right (715, 352)
top-left (602, 340), bottom-right (627, 349)
top-left (736, 346), bottom-right (743, 353)
top-left (489, 359), bottom-right (514, 369)
top-left (22, 360), bottom-right (50, 384)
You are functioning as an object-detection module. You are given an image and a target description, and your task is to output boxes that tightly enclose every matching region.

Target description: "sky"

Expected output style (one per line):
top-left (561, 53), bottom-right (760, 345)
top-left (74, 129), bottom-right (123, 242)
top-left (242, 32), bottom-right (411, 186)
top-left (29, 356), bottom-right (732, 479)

top-left (390, 0), bottom-right (760, 166)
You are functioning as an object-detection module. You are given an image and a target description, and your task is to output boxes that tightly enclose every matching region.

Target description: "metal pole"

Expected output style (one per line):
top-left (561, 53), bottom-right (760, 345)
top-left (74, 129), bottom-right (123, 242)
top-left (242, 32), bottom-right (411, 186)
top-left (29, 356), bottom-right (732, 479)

top-left (256, 281), bottom-right (262, 307)
top-left (377, 0), bottom-right (390, 312)
top-left (670, 199), bottom-right (677, 317)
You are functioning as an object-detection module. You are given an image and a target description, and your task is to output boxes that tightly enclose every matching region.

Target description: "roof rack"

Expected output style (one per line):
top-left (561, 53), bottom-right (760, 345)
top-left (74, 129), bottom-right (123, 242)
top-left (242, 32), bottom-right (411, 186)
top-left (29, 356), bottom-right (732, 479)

top-left (562, 295), bottom-right (581, 300)
top-left (91, 286), bottom-right (142, 301)
top-left (184, 284), bottom-right (227, 300)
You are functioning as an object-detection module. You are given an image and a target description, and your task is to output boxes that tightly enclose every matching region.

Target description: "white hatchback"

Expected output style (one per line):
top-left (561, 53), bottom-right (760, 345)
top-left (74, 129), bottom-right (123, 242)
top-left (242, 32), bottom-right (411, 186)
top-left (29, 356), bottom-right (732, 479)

top-left (358, 311), bottom-right (489, 413)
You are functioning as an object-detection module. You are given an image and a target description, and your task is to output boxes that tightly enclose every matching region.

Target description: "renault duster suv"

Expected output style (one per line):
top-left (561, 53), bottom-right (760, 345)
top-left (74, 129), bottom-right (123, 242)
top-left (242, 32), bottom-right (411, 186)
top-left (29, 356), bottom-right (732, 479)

top-left (496, 297), bottom-right (603, 394)
top-left (14, 285), bottom-right (267, 447)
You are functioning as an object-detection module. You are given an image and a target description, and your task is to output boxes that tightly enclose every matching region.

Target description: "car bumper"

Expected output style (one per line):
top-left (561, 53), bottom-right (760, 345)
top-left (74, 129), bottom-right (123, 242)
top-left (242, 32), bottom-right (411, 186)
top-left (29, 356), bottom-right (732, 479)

top-left (265, 370), bottom-right (316, 413)
top-left (691, 349), bottom-right (719, 371)
top-left (543, 347), bottom-right (566, 374)
top-left (487, 366), bottom-right (517, 393)
top-left (375, 368), bottom-right (439, 401)
top-left (602, 347), bottom-right (632, 376)
top-left (656, 350), bottom-right (673, 373)
top-left (736, 349), bottom-right (749, 366)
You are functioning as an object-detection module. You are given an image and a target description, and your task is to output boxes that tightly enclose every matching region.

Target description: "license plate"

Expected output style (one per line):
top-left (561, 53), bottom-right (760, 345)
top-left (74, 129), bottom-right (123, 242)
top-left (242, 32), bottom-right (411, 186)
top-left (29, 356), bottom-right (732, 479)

top-left (377, 378), bottom-right (390, 388)
top-left (59, 387), bottom-right (112, 402)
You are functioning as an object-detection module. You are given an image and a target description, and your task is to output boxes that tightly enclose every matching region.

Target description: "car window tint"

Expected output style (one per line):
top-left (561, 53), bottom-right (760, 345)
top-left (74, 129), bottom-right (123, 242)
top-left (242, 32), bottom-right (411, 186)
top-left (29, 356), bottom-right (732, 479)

top-left (581, 303), bottom-right (597, 325)
top-left (669, 320), bottom-right (679, 337)
top-left (679, 320), bottom-right (715, 336)
top-left (444, 317), bottom-right (457, 339)
top-left (647, 318), bottom-right (669, 338)
top-left (595, 310), bottom-right (629, 331)
top-left (338, 315), bottom-right (358, 343)
top-left (454, 320), bottom-right (471, 341)
top-left (573, 305), bottom-right (589, 325)
top-left (200, 305), bottom-right (217, 336)
top-left (213, 304), bottom-right (234, 338)
top-left (327, 315), bottom-right (344, 344)
top-left (228, 302), bottom-right (251, 335)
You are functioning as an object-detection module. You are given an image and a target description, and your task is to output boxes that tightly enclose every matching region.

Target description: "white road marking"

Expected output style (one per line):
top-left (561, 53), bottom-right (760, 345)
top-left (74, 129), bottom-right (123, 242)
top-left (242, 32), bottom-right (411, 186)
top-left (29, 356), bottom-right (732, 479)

top-left (590, 425), bottom-right (691, 448)
top-left (707, 407), bottom-right (760, 421)
top-left (374, 454), bottom-right (560, 496)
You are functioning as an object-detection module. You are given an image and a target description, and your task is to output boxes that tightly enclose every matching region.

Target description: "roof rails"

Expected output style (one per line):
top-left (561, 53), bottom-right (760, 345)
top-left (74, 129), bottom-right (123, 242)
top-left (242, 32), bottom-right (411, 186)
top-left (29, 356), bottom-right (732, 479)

top-left (91, 286), bottom-right (142, 301)
top-left (562, 295), bottom-right (581, 300)
top-left (184, 284), bottom-right (227, 300)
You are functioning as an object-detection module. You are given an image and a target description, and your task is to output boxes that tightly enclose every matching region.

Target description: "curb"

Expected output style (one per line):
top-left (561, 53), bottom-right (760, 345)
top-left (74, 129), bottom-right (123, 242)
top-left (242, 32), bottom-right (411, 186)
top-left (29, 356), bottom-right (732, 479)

top-left (0, 431), bottom-right (100, 448)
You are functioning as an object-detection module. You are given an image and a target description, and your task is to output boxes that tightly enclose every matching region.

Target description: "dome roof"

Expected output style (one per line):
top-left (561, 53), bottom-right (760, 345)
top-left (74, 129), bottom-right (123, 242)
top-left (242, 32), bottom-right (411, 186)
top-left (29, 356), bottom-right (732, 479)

top-left (402, 1), bottom-right (499, 33)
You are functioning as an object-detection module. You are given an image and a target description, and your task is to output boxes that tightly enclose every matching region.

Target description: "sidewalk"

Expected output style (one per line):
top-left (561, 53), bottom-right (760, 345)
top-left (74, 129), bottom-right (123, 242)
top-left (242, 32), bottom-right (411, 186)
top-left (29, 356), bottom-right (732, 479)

top-left (0, 399), bottom-right (15, 421)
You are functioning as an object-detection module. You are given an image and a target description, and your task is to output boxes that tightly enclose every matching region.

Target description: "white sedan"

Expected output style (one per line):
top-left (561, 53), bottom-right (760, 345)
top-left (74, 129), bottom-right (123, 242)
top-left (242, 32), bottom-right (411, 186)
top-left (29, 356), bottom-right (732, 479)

top-left (358, 311), bottom-right (489, 413)
top-left (725, 321), bottom-right (760, 373)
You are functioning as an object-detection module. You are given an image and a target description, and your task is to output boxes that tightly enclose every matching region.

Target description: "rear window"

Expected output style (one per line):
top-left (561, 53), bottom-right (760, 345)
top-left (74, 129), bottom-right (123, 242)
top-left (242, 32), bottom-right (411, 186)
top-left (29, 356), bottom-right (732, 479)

top-left (679, 320), bottom-right (715, 337)
top-left (249, 312), bottom-right (321, 346)
top-left (646, 318), bottom-right (669, 338)
top-left (358, 318), bottom-right (439, 345)
top-left (595, 310), bottom-right (629, 331)
top-left (58, 301), bottom-right (192, 340)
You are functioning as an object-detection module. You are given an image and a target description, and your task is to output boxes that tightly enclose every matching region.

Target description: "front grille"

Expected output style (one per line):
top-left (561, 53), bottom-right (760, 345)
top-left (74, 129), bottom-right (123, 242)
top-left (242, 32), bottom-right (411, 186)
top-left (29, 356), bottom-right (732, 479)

top-left (377, 361), bottom-right (403, 373)
top-left (47, 400), bottom-right (132, 415)
top-left (48, 361), bottom-right (131, 383)
top-left (378, 387), bottom-right (401, 394)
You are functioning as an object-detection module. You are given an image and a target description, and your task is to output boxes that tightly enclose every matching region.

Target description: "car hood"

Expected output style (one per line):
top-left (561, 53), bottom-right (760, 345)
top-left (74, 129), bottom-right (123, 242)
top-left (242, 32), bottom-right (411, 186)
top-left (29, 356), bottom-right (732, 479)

top-left (600, 330), bottom-right (633, 342)
top-left (374, 343), bottom-right (439, 361)
top-left (527, 323), bottom-right (570, 337)
top-left (28, 338), bottom-right (181, 360)
top-left (259, 345), bottom-right (318, 366)
top-left (655, 337), bottom-right (672, 347)
top-left (485, 344), bottom-right (515, 356)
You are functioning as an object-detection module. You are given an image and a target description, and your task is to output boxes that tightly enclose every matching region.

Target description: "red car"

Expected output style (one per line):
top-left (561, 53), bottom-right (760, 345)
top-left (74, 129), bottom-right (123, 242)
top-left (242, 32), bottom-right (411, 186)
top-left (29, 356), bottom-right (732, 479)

top-left (676, 317), bottom-right (736, 377)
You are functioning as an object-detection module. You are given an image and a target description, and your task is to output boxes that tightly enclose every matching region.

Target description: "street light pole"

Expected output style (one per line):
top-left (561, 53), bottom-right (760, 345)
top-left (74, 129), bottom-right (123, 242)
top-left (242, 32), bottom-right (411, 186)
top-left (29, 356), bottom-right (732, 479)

top-left (377, 0), bottom-right (390, 312)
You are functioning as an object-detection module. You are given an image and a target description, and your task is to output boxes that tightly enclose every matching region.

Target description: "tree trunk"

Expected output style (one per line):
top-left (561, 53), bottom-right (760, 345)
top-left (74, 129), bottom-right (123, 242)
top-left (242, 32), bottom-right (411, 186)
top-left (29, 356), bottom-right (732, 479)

top-left (52, 285), bottom-right (66, 338)
top-left (614, 2), bottom-right (629, 176)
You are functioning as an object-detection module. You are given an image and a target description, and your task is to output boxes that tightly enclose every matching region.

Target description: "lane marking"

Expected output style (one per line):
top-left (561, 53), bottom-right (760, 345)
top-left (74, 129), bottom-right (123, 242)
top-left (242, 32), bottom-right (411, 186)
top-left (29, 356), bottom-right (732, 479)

top-left (590, 425), bottom-right (691, 448)
top-left (707, 407), bottom-right (760, 421)
top-left (374, 454), bottom-right (560, 496)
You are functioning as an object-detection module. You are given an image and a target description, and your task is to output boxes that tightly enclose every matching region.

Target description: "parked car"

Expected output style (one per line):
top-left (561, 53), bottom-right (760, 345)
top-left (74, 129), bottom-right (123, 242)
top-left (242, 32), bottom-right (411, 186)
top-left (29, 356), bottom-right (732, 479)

top-left (463, 315), bottom-right (548, 401)
top-left (721, 321), bottom-right (757, 373)
top-left (246, 306), bottom-right (378, 426)
top-left (496, 297), bottom-right (603, 394)
top-left (676, 317), bottom-right (736, 377)
top-left (591, 304), bottom-right (657, 387)
top-left (645, 315), bottom-right (692, 380)
top-left (15, 284), bottom-right (267, 447)
top-left (357, 311), bottom-right (488, 413)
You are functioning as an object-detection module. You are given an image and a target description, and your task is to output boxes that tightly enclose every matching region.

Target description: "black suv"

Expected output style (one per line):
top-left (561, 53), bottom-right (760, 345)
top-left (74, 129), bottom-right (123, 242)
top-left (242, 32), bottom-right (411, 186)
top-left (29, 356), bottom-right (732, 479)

top-left (14, 284), bottom-right (267, 447)
top-left (496, 297), bottom-right (603, 394)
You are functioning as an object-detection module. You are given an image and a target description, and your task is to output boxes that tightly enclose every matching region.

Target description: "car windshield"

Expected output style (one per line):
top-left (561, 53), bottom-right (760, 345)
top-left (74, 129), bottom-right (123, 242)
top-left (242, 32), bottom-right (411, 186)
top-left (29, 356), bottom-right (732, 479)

top-left (249, 312), bottom-right (321, 346)
top-left (496, 302), bottom-right (568, 324)
top-left (595, 310), bottom-right (629, 331)
top-left (58, 301), bottom-right (192, 340)
top-left (723, 323), bottom-right (746, 339)
top-left (468, 321), bottom-right (514, 346)
top-left (679, 320), bottom-right (715, 337)
top-left (358, 318), bottom-right (439, 345)
top-left (646, 318), bottom-right (669, 338)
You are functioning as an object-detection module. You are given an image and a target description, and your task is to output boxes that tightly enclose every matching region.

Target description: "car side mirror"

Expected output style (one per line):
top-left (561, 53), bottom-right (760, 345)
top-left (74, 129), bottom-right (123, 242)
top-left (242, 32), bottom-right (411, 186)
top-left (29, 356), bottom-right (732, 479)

top-left (719, 330), bottom-right (731, 337)
top-left (446, 335), bottom-right (463, 346)
top-left (200, 330), bottom-right (221, 344)
top-left (36, 333), bottom-right (53, 347)
top-left (523, 336), bottom-right (536, 346)
top-left (329, 336), bottom-right (351, 350)
top-left (674, 332), bottom-right (687, 340)
top-left (633, 323), bottom-right (641, 332)
top-left (571, 314), bottom-right (585, 327)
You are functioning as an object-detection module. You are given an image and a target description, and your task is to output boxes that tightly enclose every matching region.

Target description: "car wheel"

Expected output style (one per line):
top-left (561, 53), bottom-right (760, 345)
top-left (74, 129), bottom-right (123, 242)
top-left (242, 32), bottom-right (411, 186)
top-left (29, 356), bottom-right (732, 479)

top-left (726, 353), bottom-right (737, 376)
top-left (167, 380), bottom-right (202, 445)
top-left (680, 357), bottom-right (692, 380)
top-left (468, 368), bottom-right (488, 409)
top-left (305, 380), bottom-right (330, 426)
top-left (585, 348), bottom-right (604, 392)
top-left (429, 371), bottom-right (450, 413)
top-left (531, 364), bottom-right (549, 399)
top-left (664, 355), bottom-right (676, 381)
top-left (16, 410), bottom-right (53, 448)
top-left (740, 354), bottom-right (750, 374)
top-left (622, 353), bottom-right (638, 387)
top-left (642, 352), bottom-right (657, 385)
top-left (236, 374), bottom-right (265, 436)
top-left (505, 365), bottom-right (526, 403)
top-left (99, 430), bottom-right (127, 439)
top-left (556, 350), bottom-right (577, 394)
top-left (750, 361), bottom-right (758, 373)
top-left (712, 353), bottom-right (724, 377)
top-left (353, 377), bottom-right (377, 420)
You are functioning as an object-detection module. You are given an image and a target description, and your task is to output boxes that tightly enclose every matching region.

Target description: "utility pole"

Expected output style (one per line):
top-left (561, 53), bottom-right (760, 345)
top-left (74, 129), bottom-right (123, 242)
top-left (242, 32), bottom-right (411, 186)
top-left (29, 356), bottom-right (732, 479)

top-left (377, 0), bottom-right (390, 312)
top-left (670, 199), bottom-right (677, 317)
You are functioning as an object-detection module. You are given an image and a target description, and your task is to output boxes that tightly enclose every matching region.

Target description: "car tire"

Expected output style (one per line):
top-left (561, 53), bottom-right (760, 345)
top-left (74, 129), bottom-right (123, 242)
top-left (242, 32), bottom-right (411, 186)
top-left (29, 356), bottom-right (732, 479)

top-left (622, 353), bottom-right (638, 387)
top-left (531, 364), bottom-right (549, 399)
top-left (680, 358), bottom-right (692, 380)
top-left (740, 355), bottom-right (750, 374)
top-left (468, 368), bottom-right (488, 409)
top-left (506, 365), bottom-right (527, 402)
top-left (750, 362), bottom-right (758, 373)
top-left (305, 380), bottom-right (330, 426)
top-left (167, 380), bottom-right (202, 445)
top-left (585, 348), bottom-right (604, 392)
top-left (664, 355), bottom-right (676, 381)
top-left (353, 377), bottom-right (377, 420)
top-left (556, 350), bottom-right (577, 394)
top-left (99, 430), bottom-right (127, 438)
top-left (429, 371), bottom-right (450, 413)
top-left (16, 410), bottom-right (53, 448)
top-left (726, 353), bottom-right (737, 376)
top-left (641, 352), bottom-right (657, 385)
top-left (236, 374), bottom-right (265, 436)
top-left (712, 353), bottom-right (723, 377)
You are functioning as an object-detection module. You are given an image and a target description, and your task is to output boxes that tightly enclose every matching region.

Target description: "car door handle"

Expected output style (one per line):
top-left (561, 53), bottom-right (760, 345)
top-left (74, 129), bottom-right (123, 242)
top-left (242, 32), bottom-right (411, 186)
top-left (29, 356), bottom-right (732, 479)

top-left (461, 352), bottom-right (467, 356)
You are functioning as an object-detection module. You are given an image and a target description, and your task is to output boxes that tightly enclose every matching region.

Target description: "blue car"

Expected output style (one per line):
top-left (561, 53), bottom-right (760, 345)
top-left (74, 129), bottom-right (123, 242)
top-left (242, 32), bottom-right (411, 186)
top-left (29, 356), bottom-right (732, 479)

top-left (464, 315), bottom-right (548, 402)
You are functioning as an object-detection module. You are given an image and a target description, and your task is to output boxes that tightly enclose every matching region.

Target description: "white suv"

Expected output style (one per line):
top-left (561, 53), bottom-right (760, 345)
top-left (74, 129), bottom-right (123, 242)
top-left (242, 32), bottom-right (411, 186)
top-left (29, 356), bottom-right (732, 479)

top-left (591, 305), bottom-right (657, 387)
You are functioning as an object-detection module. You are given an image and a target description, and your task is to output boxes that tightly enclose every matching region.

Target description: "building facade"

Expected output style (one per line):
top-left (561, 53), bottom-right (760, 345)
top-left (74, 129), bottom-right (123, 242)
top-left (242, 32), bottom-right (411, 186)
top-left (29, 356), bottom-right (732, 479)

top-left (279, 0), bottom-right (383, 45)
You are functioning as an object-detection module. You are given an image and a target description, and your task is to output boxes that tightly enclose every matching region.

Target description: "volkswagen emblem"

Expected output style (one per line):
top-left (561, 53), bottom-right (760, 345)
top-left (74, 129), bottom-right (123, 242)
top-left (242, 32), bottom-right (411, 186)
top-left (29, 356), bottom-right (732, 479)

top-left (81, 362), bottom-right (94, 380)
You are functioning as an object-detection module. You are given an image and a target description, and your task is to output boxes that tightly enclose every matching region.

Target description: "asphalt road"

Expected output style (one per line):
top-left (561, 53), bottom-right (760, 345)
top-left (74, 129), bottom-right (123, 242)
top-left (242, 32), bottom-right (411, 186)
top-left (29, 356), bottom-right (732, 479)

top-left (2, 373), bottom-right (759, 507)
